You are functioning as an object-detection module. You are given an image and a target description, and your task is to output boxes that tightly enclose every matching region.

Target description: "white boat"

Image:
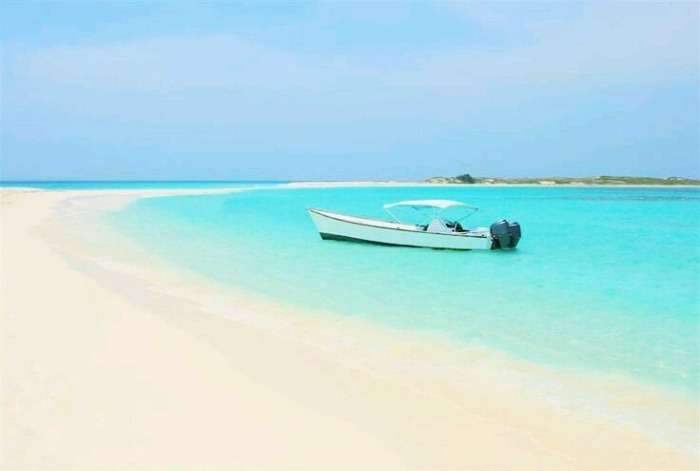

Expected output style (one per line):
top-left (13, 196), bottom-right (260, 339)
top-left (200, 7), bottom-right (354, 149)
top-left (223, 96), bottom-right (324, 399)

top-left (308, 199), bottom-right (521, 250)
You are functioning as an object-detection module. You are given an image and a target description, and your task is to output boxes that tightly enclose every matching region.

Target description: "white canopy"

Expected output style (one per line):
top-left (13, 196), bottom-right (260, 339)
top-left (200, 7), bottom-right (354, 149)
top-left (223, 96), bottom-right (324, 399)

top-left (383, 199), bottom-right (477, 210)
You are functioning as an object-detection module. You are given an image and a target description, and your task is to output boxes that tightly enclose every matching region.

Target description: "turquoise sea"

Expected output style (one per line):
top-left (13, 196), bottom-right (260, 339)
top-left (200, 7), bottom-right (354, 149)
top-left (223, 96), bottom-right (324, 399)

top-left (101, 183), bottom-right (700, 395)
top-left (7, 181), bottom-right (696, 394)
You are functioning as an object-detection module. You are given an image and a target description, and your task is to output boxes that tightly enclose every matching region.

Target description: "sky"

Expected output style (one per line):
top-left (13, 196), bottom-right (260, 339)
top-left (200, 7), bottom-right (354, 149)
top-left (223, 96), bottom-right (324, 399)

top-left (1, 1), bottom-right (698, 181)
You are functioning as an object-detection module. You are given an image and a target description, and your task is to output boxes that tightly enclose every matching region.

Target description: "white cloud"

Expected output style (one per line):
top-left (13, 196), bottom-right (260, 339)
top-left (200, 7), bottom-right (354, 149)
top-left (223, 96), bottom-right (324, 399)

top-left (1, 0), bottom-right (696, 150)
top-left (7, 2), bottom-right (697, 97)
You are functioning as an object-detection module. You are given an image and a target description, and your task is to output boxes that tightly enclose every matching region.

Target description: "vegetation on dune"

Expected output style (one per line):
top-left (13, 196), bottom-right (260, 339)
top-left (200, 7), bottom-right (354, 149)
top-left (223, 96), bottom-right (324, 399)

top-left (425, 174), bottom-right (700, 186)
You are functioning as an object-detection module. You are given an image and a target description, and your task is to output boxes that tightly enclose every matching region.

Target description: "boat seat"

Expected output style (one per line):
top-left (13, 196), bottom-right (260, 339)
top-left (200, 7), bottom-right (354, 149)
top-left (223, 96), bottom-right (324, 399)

top-left (427, 218), bottom-right (451, 233)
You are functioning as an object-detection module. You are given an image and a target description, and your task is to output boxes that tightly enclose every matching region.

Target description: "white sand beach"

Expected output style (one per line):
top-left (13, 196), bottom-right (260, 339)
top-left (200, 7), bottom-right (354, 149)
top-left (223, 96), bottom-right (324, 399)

top-left (1, 188), bottom-right (698, 470)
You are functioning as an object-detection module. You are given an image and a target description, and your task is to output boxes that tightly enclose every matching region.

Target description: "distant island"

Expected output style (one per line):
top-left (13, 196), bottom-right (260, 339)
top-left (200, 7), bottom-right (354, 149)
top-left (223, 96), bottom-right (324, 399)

top-left (425, 174), bottom-right (700, 186)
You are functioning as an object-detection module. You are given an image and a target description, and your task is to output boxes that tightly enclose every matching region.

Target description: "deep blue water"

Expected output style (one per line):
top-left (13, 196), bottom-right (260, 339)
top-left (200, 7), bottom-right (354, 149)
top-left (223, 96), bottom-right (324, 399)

top-left (0, 180), bottom-right (285, 190)
top-left (102, 185), bottom-right (699, 394)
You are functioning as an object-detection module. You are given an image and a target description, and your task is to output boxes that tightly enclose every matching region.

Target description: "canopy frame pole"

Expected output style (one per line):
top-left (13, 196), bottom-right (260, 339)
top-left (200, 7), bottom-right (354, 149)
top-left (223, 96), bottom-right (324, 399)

top-left (384, 207), bottom-right (402, 223)
top-left (453, 207), bottom-right (479, 223)
top-left (383, 200), bottom-right (480, 226)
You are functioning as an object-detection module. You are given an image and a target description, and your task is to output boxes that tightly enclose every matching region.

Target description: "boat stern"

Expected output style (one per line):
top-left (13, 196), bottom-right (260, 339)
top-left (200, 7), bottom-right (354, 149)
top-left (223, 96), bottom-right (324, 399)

top-left (489, 220), bottom-right (522, 249)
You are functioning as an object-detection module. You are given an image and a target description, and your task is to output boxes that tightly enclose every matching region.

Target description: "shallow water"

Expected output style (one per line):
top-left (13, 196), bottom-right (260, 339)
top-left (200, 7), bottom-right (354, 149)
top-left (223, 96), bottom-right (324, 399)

top-left (108, 185), bottom-right (699, 394)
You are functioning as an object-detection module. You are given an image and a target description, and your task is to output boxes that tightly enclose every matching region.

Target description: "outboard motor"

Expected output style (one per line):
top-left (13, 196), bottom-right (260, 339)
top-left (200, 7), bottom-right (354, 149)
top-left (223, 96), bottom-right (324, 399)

top-left (490, 219), bottom-right (522, 249)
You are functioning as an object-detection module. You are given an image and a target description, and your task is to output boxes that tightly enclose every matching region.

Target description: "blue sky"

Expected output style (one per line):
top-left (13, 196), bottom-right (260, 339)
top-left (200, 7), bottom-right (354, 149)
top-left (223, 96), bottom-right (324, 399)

top-left (1, 1), bottom-right (698, 180)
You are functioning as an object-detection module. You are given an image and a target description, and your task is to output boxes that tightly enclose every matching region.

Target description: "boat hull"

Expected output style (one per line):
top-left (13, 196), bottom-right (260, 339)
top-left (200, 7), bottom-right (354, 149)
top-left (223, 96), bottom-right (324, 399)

top-left (308, 209), bottom-right (493, 250)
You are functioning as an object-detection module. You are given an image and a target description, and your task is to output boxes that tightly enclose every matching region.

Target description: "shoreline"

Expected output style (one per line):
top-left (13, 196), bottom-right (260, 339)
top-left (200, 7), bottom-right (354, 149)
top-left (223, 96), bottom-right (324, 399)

top-left (2, 188), bottom-right (698, 469)
top-left (281, 180), bottom-right (700, 189)
top-left (3, 181), bottom-right (700, 191)
top-left (285, 181), bottom-right (700, 188)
